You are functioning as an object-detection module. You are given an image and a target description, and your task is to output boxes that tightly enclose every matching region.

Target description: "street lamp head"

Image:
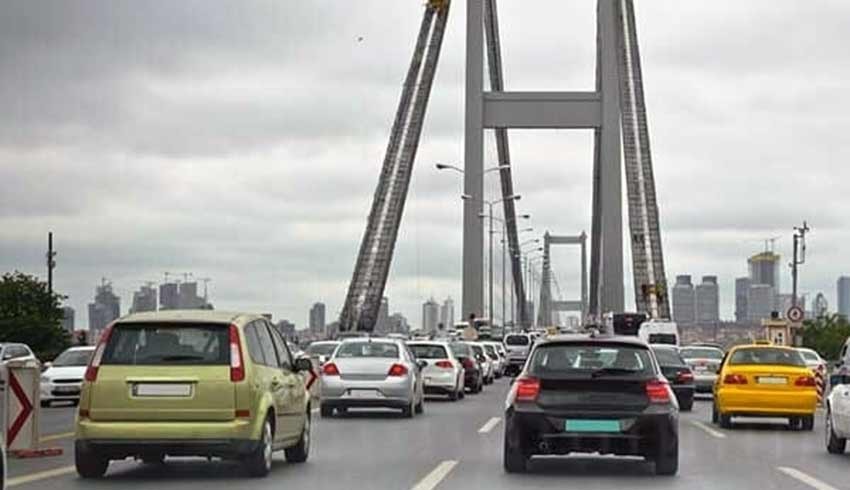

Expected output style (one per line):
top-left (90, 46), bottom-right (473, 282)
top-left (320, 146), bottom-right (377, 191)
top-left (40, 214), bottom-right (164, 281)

top-left (461, 194), bottom-right (472, 201)
top-left (435, 163), bottom-right (449, 170)
top-left (478, 212), bottom-right (487, 218)
top-left (520, 214), bottom-right (531, 219)
top-left (508, 194), bottom-right (522, 201)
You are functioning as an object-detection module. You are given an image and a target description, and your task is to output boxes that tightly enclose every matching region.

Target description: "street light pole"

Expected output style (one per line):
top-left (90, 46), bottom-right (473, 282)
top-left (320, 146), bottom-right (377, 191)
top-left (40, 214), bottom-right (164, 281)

top-left (501, 222), bottom-right (506, 328)
top-left (488, 201), bottom-right (494, 325)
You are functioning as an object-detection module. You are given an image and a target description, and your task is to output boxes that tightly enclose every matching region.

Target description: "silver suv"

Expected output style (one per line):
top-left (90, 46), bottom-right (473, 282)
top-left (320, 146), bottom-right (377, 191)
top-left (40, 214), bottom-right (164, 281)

top-left (503, 333), bottom-right (532, 377)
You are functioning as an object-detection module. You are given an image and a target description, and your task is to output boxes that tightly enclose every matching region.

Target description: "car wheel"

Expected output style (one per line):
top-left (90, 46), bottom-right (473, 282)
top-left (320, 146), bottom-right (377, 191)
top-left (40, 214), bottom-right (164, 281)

top-left (458, 387), bottom-right (466, 400)
top-left (415, 396), bottom-right (424, 415)
top-left (654, 437), bottom-right (679, 476)
top-left (245, 417), bottom-right (273, 477)
top-left (320, 404), bottom-right (333, 418)
top-left (75, 441), bottom-right (109, 479)
top-left (448, 386), bottom-right (459, 401)
top-left (826, 409), bottom-right (847, 454)
top-left (801, 415), bottom-right (815, 432)
top-left (401, 398), bottom-right (414, 418)
top-left (711, 403), bottom-right (719, 424)
top-left (788, 417), bottom-right (802, 431)
top-left (285, 411), bottom-right (311, 463)
top-left (720, 413), bottom-right (733, 429)
top-left (679, 396), bottom-right (694, 412)
top-left (40, 400), bottom-right (51, 408)
top-left (503, 430), bottom-right (528, 473)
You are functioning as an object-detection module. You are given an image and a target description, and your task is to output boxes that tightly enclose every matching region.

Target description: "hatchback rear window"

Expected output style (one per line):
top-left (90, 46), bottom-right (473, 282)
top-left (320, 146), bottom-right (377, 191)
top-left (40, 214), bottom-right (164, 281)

top-left (102, 323), bottom-right (229, 365)
top-left (307, 343), bottom-right (339, 357)
top-left (680, 347), bottom-right (723, 360)
top-left (450, 343), bottom-right (470, 357)
top-left (505, 335), bottom-right (530, 346)
top-left (335, 342), bottom-right (399, 359)
top-left (529, 343), bottom-right (654, 377)
top-left (409, 344), bottom-right (449, 359)
top-left (729, 348), bottom-right (805, 367)
top-left (652, 347), bottom-right (684, 366)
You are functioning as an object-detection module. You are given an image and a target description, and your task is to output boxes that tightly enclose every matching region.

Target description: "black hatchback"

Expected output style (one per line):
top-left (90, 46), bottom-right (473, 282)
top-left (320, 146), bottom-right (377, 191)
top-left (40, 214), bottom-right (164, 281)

top-left (651, 345), bottom-right (695, 412)
top-left (503, 335), bottom-right (679, 475)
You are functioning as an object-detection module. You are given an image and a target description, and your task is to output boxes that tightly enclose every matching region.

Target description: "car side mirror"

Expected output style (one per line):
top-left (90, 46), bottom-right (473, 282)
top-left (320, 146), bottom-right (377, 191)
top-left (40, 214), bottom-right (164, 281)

top-left (417, 360), bottom-right (428, 370)
top-left (293, 357), bottom-right (313, 372)
top-left (836, 361), bottom-right (844, 369)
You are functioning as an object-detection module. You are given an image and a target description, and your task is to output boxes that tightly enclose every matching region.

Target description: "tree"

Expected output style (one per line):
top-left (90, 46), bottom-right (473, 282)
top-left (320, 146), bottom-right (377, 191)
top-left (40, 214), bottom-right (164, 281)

top-left (0, 271), bottom-right (70, 360)
top-left (801, 314), bottom-right (850, 361)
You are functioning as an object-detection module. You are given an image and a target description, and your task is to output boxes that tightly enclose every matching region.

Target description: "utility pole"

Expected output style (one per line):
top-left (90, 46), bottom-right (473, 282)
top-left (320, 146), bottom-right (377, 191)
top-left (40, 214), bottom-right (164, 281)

top-left (47, 231), bottom-right (56, 295)
top-left (501, 224), bottom-right (506, 329)
top-left (791, 221), bottom-right (810, 308)
top-left (488, 203), bottom-right (494, 325)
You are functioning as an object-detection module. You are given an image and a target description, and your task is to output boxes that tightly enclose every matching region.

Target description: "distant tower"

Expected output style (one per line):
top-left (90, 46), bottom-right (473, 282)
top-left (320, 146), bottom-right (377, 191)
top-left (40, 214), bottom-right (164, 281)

top-left (671, 275), bottom-right (695, 325)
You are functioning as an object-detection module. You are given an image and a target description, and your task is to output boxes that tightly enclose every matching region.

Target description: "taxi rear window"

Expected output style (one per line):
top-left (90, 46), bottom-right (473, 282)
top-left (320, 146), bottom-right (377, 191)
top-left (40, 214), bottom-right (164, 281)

top-left (102, 323), bottom-right (229, 365)
top-left (729, 348), bottom-right (805, 367)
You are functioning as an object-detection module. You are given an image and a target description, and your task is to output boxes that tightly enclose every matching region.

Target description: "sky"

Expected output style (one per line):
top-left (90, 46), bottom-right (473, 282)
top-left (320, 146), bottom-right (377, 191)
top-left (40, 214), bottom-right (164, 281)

top-left (1, 0), bottom-right (849, 329)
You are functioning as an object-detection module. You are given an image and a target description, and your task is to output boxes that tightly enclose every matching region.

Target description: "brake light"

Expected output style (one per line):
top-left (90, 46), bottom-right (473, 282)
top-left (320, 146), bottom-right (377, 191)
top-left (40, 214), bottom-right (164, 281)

top-left (322, 362), bottom-right (340, 376)
top-left (645, 379), bottom-right (672, 403)
top-left (514, 377), bottom-right (540, 402)
top-left (723, 374), bottom-right (748, 385)
top-left (435, 360), bottom-right (453, 369)
top-left (229, 324), bottom-right (245, 382)
top-left (84, 323), bottom-right (114, 382)
top-left (676, 371), bottom-right (694, 384)
top-left (795, 375), bottom-right (816, 387)
top-left (461, 358), bottom-right (475, 370)
top-left (388, 363), bottom-right (408, 377)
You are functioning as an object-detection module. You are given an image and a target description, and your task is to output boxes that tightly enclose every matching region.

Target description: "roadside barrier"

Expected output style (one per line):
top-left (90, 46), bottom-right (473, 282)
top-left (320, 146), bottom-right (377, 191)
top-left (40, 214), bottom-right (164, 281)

top-left (1, 360), bottom-right (62, 458)
top-left (815, 364), bottom-right (826, 406)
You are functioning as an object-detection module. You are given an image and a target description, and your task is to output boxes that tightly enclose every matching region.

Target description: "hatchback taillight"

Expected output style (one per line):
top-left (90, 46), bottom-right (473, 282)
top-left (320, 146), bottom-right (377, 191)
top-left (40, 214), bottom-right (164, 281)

top-left (322, 362), bottom-right (340, 376)
top-left (435, 360), bottom-right (453, 369)
top-left (84, 323), bottom-right (114, 382)
top-left (676, 371), bottom-right (694, 384)
top-left (461, 358), bottom-right (475, 370)
top-left (645, 379), bottom-right (672, 404)
top-left (723, 374), bottom-right (748, 385)
top-left (388, 363), bottom-right (408, 377)
top-left (795, 375), bottom-right (816, 387)
top-left (229, 324), bottom-right (245, 382)
top-left (514, 377), bottom-right (540, 402)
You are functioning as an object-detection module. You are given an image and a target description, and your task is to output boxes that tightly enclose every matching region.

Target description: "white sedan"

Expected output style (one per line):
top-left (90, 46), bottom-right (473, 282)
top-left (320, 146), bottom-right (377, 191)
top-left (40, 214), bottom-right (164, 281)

top-left (40, 346), bottom-right (94, 407)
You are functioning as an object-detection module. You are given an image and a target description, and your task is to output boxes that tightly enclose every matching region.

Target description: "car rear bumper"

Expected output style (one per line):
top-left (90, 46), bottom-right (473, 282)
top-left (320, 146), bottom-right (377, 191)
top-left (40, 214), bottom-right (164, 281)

top-left (672, 385), bottom-right (695, 403)
top-left (692, 374), bottom-right (716, 392)
top-left (320, 375), bottom-right (412, 400)
top-left (505, 405), bottom-right (677, 459)
top-left (76, 418), bottom-right (255, 443)
top-left (717, 388), bottom-right (817, 416)
top-left (321, 398), bottom-right (411, 410)
top-left (76, 438), bottom-right (259, 459)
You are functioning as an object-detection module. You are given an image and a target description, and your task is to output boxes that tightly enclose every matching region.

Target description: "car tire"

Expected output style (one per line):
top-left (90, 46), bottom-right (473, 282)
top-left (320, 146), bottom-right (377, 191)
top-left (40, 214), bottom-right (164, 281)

top-left (711, 402), bottom-right (719, 424)
top-left (801, 414), bottom-right (815, 432)
top-left (826, 409), bottom-right (847, 454)
top-left (458, 387), bottom-right (465, 400)
top-left (75, 441), bottom-right (109, 479)
top-left (285, 411), bottom-right (311, 463)
top-left (788, 417), bottom-right (802, 431)
top-left (245, 417), bottom-right (273, 478)
top-left (679, 396), bottom-right (694, 412)
top-left (320, 404), bottom-right (333, 418)
top-left (415, 395), bottom-right (424, 415)
top-left (40, 400), bottom-right (51, 408)
top-left (401, 399), bottom-right (415, 418)
top-left (654, 438), bottom-right (679, 476)
top-left (720, 413), bottom-right (733, 430)
top-left (503, 431), bottom-right (528, 473)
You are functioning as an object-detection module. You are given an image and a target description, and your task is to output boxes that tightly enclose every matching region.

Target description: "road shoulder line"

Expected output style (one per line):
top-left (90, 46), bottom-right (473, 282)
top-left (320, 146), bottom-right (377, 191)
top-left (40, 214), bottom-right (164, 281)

top-left (478, 417), bottom-right (501, 434)
top-left (411, 460), bottom-right (458, 490)
top-left (689, 420), bottom-right (726, 439)
top-left (777, 466), bottom-right (839, 490)
top-left (7, 465), bottom-right (76, 487)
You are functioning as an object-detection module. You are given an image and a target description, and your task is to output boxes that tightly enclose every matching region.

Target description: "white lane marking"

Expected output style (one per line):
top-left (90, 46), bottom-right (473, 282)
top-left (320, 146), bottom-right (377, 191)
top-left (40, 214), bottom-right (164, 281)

top-left (7, 466), bottom-right (76, 487)
top-left (478, 417), bottom-right (501, 434)
top-left (777, 467), bottom-right (840, 490)
top-left (690, 420), bottom-right (726, 439)
top-left (411, 460), bottom-right (458, 490)
top-left (40, 431), bottom-right (75, 443)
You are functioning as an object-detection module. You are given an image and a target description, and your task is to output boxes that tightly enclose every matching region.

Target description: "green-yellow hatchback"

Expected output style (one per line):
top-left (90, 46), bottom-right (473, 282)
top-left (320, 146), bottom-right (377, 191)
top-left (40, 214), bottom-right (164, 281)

top-left (75, 310), bottom-right (313, 478)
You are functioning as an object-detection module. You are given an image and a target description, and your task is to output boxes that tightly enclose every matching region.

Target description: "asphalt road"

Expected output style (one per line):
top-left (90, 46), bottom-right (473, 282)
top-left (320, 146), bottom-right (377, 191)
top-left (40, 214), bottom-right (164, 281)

top-left (7, 381), bottom-right (849, 490)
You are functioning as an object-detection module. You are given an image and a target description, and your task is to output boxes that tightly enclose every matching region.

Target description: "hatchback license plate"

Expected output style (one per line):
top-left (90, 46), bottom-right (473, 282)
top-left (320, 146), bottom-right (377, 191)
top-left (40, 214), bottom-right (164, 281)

top-left (349, 389), bottom-right (381, 399)
top-left (565, 419), bottom-right (620, 433)
top-left (757, 376), bottom-right (787, 385)
top-left (134, 383), bottom-right (192, 397)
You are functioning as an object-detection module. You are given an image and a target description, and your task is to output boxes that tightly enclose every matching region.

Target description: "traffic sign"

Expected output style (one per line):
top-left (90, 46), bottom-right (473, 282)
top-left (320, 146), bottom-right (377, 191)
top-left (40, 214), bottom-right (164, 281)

top-left (787, 306), bottom-right (805, 323)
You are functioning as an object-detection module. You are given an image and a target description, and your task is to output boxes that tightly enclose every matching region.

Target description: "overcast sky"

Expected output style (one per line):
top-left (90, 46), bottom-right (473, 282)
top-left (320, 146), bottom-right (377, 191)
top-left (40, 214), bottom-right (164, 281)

top-left (2, 0), bottom-right (849, 329)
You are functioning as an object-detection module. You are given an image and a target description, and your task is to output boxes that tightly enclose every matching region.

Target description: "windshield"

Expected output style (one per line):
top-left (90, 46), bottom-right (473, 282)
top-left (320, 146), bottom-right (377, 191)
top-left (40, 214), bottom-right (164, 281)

top-left (652, 347), bottom-right (685, 366)
top-left (680, 347), bottom-right (723, 360)
top-left (102, 323), bottom-right (229, 365)
top-left (505, 335), bottom-right (530, 346)
top-left (729, 348), bottom-right (806, 367)
top-left (409, 344), bottom-right (449, 359)
top-left (306, 343), bottom-right (338, 356)
top-left (529, 343), bottom-right (654, 377)
top-left (52, 349), bottom-right (93, 367)
top-left (335, 342), bottom-right (399, 359)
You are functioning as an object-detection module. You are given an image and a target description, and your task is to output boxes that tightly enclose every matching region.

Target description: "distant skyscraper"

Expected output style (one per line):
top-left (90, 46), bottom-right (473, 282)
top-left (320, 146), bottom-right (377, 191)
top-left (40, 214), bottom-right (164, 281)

top-left (838, 277), bottom-right (850, 318)
top-left (130, 285), bottom-right (158, 313)
top-left (748, 284), bottom-right (775, 323)
top-left (159, 282), bottom-right (179, 310)
top-left (695, 276), bottom-right (720, 323)
top-left (61, 306), bottom-right (75, 333)
top-left (440, 297), bottom-right (455, 328)
top-left (422, 298), bottom-right (440, 333)
top-left (672, 275), bottom-right (695, 325)
top-left (88, 281), bottom-right (120, 343)
top-left (749, 252), bottom-right (781, 290)
top-left (389, 313), bottom-right (410, 334)
top-left (309, 302), bottom-right (326, 336)
top-left (735, 277), bottom-right (751, 323)
top-left (276, 320), bottom-right (296, 339)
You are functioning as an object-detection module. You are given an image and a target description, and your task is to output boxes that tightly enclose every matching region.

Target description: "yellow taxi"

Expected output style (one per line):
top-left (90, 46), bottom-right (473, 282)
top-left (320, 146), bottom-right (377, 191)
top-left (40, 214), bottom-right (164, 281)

top-left (712, 344), bottom-right (817, 430)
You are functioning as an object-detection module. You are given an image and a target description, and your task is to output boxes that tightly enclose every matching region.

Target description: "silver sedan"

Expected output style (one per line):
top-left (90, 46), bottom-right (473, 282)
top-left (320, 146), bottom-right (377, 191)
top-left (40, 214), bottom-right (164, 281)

top-left (319, 338), bottom-right (425, 418)
top-left (407, 341), bottom-right (465, 401)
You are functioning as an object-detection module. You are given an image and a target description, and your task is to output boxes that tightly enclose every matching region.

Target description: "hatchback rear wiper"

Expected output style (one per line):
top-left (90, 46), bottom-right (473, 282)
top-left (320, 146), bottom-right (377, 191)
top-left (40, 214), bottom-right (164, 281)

top-left (591, 367), bottom-right (641, 378)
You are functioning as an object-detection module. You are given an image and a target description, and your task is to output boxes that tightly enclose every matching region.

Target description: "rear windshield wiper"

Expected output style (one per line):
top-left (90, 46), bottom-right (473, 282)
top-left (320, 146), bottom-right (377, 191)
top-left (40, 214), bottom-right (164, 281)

top-left (591, 367), bottom-right (641, 378)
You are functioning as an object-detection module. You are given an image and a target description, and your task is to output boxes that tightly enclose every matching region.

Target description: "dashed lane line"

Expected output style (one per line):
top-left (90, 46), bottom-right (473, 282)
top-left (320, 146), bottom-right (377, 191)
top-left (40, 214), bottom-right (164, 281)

top-left (478, 417), bottom-right (501, 434)
top-left (777, 466), bottom-right (839, 490)
top-left (410, 460), bottom-right (458, 490)
top-left (39, 431), bottom-right (74, 443)
top-left (689, 420), bottom-right (726, 439)
top-left (7, 466), bottom-right (76, 487)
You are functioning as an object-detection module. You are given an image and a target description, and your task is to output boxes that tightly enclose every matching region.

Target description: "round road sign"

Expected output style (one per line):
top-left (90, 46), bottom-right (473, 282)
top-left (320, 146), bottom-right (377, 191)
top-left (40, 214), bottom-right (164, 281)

top-left (787, 306), bottom-right (804, 323)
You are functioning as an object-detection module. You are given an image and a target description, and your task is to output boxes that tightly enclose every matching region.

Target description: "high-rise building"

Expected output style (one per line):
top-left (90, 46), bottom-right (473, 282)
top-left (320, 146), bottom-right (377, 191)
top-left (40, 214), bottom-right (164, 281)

top-left (695, 276), bottom-right (720, 324)
top-left (735, 277), bottom-right (751, 323)
top-left (375, 297), bottom-right (390, 333)
top-left (389, 313), bottom-right (410, 334)
top-left (309, 302), bottom-right (326, 336)
top-left (749, 252), bottom-right (781, 290)
top-left (838, 277), bottom-right (850, 318)
top-left (422, 298), bottom-right (440, 334)
top-left (276, 320), bottom-right (296, 339)
top-left (88, 281), bottom-right (120, 343)
top-left (130, 285), bottom-right (157, 313)
top-left (440, 297), bottom-right (455, 329)
top-left (748, 284), bottom-right (775, 323)
top-left (60, 306), bottom-right (75, 334)
top-left (159, 282), bottom-right (179, 310)
top-left (672, 275), bottom-right (695, 325)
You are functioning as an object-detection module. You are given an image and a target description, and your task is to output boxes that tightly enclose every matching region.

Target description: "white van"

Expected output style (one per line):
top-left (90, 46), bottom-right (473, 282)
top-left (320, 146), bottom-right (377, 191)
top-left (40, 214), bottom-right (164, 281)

top-left (639, 320), bottom-right (679, 346)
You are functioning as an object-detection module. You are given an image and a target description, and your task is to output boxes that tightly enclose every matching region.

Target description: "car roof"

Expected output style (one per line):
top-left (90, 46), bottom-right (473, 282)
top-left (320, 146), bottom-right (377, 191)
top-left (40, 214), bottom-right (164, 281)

top-left (536, 334), bottom-right (650, 347)
top-left (117, 310), bottom-right (259, 325)
top-left (309, 340), bottom-right (339, 345)
top-left (406, 340), bottom-right (449, 346)
top-left (728, 344), bottom-right (798, 352)
top-left (340, 337), bottom-right (401, 344)
top-left (650, 344), bottom-right (679, 350)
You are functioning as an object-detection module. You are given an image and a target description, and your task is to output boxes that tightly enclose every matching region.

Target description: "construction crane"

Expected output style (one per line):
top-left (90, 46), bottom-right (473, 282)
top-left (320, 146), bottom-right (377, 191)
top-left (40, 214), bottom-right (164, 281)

top-left (339, 0), bottom-right (452, 332)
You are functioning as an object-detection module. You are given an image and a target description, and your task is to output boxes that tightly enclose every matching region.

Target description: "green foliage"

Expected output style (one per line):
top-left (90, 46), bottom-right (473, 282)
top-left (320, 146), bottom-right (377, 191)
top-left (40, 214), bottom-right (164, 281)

top-left (801, 314), bottom-right (850, 361)
top-left (0, 271), bottom-right (70, 360)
